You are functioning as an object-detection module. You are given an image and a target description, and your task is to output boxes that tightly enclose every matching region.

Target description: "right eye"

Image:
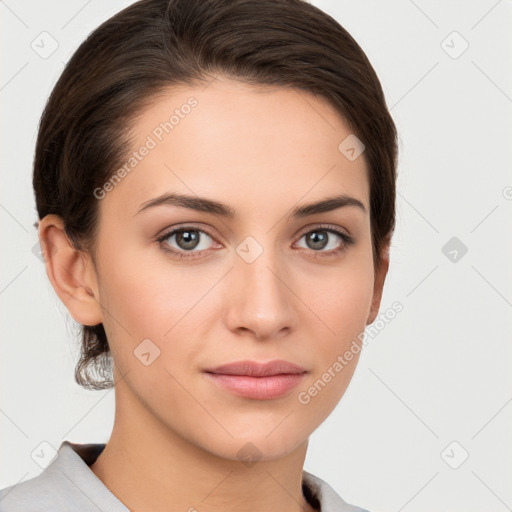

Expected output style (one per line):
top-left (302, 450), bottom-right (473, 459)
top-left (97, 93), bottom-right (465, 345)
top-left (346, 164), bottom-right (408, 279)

top-left (156, 227), bottom-right (220, 260)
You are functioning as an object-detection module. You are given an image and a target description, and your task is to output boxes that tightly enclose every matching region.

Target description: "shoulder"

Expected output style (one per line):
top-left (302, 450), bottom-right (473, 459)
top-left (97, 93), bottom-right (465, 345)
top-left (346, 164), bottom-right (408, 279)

top-left (0, 468), bottom-right (69, 511)
top-left (0, 440), bottom-right (126, 512)
top-left (302, 470), bottom-right (372, 512)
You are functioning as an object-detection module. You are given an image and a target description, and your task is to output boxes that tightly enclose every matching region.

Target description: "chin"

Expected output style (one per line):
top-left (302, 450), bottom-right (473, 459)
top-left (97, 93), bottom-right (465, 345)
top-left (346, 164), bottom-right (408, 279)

top-left (197, 429), bottom-right (307, 464)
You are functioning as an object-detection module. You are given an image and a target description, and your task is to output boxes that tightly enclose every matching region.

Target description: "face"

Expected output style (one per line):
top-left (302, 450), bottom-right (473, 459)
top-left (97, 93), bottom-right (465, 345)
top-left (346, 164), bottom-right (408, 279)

top-left (85, 76), bottom-right (385, 460)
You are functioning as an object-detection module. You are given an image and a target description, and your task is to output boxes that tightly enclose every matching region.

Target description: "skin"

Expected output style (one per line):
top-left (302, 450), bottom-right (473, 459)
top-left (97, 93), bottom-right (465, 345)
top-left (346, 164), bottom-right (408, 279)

top-left (39, 76), bottom-right (389, 512)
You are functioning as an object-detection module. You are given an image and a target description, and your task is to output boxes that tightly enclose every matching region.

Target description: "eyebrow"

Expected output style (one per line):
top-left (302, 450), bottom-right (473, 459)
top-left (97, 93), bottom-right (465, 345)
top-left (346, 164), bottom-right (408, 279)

top-left (136, 192), bottom-right (366, 218)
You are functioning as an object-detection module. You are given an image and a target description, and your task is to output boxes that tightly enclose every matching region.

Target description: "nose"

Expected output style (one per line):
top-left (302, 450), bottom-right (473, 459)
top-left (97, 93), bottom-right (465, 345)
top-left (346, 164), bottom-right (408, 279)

top-left (224, 244), bottom-right (298, 341)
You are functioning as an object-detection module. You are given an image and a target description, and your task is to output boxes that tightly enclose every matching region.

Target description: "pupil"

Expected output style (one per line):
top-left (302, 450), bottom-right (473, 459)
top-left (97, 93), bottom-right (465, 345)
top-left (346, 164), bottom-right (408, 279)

top-left (177, 230), bottom-right (199, 250)
top-left (308, 231), bottom-right (327, 250)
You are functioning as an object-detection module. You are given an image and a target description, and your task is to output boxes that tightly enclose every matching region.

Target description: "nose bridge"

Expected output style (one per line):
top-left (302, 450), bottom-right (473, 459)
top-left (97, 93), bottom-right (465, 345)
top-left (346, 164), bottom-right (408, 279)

top-left (226, 236), bottom-right (296, 338)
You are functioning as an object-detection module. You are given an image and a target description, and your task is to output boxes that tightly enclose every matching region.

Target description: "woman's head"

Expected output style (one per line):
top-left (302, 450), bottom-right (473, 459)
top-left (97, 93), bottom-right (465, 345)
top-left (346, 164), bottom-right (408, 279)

top-left (35, 0), bottom-right (397, 459)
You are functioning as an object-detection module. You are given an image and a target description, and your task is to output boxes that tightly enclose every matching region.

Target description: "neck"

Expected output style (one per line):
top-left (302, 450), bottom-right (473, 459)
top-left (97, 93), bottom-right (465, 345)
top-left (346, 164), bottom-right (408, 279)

top-left (90, 378), bottom-right (317, 512)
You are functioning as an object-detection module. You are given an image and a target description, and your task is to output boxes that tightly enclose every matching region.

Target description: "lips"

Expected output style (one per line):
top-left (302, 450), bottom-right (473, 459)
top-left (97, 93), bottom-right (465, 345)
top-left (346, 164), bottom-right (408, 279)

top-left (204, 359), bottom-right (307, 377)
top-left (203, 360), bottom-right (308, 400)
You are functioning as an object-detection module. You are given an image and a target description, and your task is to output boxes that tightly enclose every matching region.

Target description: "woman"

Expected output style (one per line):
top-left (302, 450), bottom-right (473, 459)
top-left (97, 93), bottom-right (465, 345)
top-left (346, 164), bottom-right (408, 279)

top-left (0, 0), bottom-right (397, 510)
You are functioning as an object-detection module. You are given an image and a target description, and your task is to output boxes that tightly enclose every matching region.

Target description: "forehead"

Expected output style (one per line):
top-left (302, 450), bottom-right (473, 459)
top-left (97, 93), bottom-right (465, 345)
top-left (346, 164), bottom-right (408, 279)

top-left (99, 76), bottom-right (369, 223)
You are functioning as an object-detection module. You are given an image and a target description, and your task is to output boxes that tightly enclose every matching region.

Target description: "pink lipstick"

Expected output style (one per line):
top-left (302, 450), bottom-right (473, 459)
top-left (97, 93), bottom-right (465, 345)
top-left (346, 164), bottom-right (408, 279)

top-left (204, 360), bottom-right (307, 400)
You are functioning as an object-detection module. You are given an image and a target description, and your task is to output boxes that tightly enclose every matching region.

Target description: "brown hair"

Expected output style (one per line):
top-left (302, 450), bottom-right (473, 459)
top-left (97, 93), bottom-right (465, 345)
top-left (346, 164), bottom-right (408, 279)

top-left (33, 0), bottom-right (398, 390)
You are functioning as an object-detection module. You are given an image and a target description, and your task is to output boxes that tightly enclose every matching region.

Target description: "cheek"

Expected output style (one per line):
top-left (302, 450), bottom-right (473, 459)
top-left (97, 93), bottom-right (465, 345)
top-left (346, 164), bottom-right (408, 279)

top-left (307, 243), bottom-right (375, 338)
top-left (96, 240), bottom-right (222, 374)
top-left (300, 242), bottom-right (374, 402)
top-left (292, 278), bottom-right (372, 428)
top-left (96, 252), bottom-right (211, 412)
top-left (97, 238), bottom-right (201, 331)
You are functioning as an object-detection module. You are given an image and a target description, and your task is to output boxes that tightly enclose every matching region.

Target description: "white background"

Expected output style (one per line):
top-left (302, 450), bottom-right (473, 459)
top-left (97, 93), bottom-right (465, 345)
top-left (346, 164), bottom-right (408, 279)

top-left (1, 1), bottom-right (511, 511)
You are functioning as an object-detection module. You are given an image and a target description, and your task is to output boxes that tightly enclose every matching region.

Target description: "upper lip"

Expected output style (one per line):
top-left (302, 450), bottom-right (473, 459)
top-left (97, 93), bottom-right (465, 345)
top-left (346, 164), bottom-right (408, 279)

top-left (204, 360), bottom-right (307, 377)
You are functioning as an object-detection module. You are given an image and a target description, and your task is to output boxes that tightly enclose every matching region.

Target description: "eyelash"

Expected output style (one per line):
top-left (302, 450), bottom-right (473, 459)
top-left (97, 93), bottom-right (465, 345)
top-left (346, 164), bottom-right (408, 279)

top-left (156, 224), bottom-right (355, 261)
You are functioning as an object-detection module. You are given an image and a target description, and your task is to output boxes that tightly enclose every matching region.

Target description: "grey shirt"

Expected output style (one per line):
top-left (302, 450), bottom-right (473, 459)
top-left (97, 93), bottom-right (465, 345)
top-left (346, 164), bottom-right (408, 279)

top-left (0, 441), bottom-right (369, 511)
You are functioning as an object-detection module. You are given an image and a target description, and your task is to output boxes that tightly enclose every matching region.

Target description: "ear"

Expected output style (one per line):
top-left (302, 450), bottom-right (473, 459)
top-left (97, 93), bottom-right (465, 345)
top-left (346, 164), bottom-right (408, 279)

top-left (38, 214), bottom-right (103, 326)
top-left (366, 237), bottom-right (391, 325)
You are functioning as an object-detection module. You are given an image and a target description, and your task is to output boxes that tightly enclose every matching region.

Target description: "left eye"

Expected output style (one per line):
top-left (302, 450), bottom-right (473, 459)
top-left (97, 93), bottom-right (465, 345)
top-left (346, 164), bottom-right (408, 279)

top-left (295, 229), bottom-right (348, 252)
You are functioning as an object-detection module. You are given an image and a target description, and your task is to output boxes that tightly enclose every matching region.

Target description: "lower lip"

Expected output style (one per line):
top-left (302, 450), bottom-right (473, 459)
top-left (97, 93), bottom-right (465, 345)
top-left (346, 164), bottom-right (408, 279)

top-left (204, 372), bottom-right (306, 400)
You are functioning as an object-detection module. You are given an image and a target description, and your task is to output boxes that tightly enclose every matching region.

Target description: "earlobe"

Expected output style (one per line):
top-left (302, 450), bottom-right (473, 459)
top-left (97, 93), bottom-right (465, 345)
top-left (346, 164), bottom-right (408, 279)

top-left (366, 241), bottom-right (390, 325)
top-left (38, 214), bottom-right (103, 327)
